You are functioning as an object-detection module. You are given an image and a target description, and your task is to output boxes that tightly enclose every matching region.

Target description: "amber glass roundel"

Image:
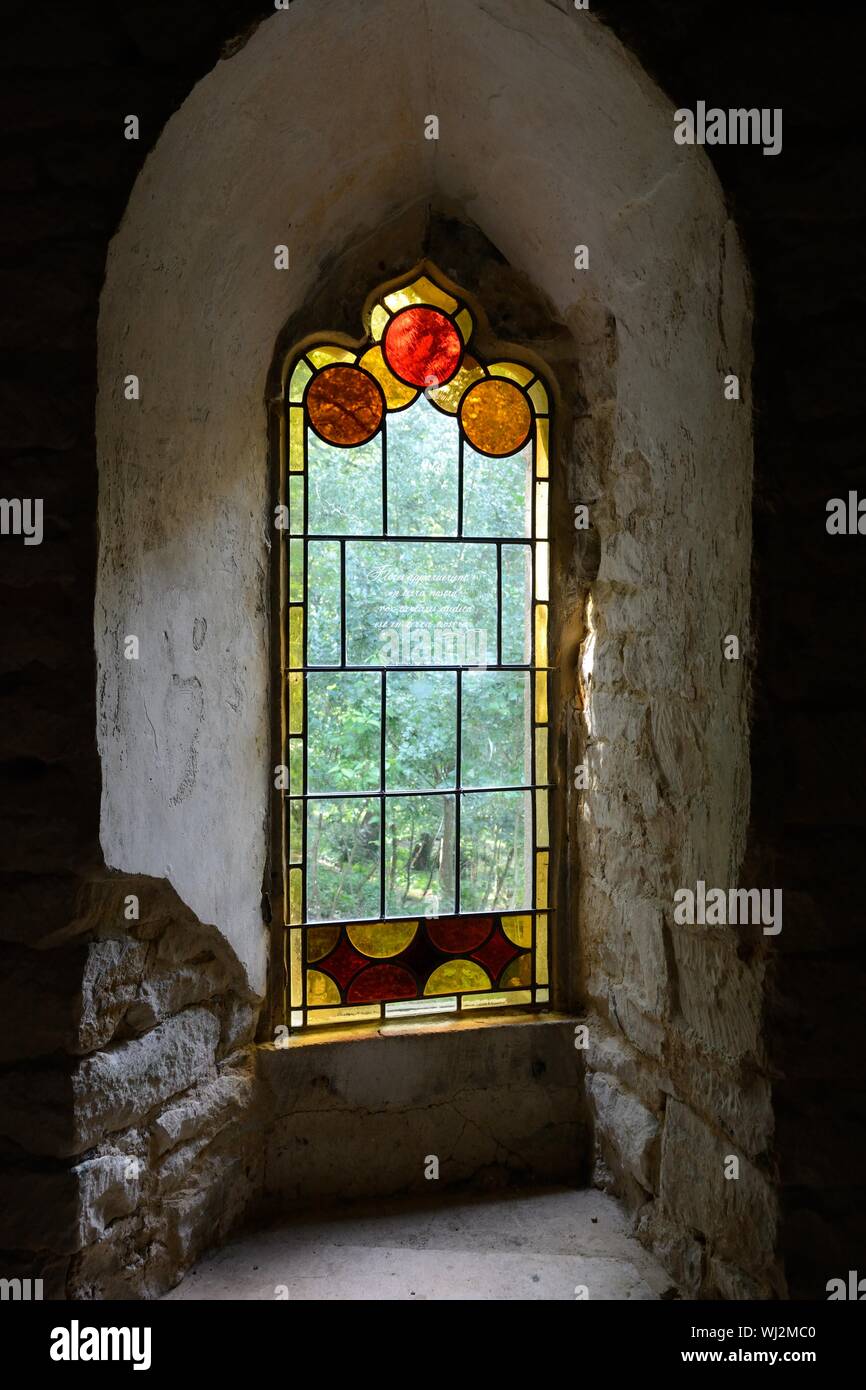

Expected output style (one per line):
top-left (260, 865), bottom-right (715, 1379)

top-left (382, 305), bottom-right (463, 389)
top-left (305, 364), bottom-right (384, 446)
top-left (459, 377), bottom-right (532, 457)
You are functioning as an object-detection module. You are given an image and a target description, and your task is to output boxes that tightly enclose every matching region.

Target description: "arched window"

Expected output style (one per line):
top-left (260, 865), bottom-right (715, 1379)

top-left (275, 265), bottom-right (552, 1029)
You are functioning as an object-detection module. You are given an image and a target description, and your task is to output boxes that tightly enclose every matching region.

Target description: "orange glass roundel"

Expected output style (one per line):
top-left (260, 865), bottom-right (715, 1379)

top-left (459, 377), bottom-right (532, 457)
top-left (305, 364), bottom-right (384, 446)
top-left (382, 305), bottom-right (463, 389)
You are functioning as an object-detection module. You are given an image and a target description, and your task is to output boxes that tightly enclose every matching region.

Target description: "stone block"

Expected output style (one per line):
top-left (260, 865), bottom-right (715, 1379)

top-left (151, 1061), bottom-right (254, 1158)
top-left (72, 1007), bottom-right (220, 1154)
top-left (73, 1154), bottom-right (143, 1244)
top-left (587, 1071), bottom-right (661, 1192)
top-left (708, 1255), bottom-right (770, 1301)
top-left (659, 1099), bottom-right (776, 1276)
top-left (636, 1201), bottom-right (704, 1297)
top-left (77, 935), bottom-right (150, 1053)
top-left (609, 986), bottom-right (667, 1060)
top-left (584, 1017), bottom-right (670, 1108)
top-left (672, 930), bottom-right (764, 1060)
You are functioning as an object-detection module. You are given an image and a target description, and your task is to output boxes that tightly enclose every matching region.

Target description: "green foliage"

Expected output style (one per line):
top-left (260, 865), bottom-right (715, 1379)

top-left (304, 394), bottom-right (534, 921)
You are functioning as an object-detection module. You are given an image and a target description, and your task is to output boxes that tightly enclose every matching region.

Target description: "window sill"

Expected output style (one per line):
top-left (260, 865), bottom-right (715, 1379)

top-left (267, 1008), bottom-right (579, 1052)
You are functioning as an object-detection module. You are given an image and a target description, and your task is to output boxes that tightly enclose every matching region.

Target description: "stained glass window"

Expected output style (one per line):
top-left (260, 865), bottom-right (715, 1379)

top-left (276, 265), bottom-right (553, 1030)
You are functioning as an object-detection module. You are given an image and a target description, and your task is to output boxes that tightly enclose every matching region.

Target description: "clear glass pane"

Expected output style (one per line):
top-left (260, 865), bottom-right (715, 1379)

top-left (288, 866), bottom-right (302, 924)
top-left (288, 737), bottom-right (303, 795)
top-left (306, 797), bottom-right (380, 923)
top-left (288, 538), bottom-right (303, 602)
top-left (384, 276), bottom-right (458, 314)
top-left (536, 540), bottom-right (549, 602)
top-left (386, 671), bottom-right (456, 790)
top-left (535, 417), bottom-right (549, 478)
top-left (461, 671), bottom-right (531, 788)
top-left (288, 606), bottom-right (303, 670)
top-left (307, 671), bottom-right (380, 794)
top-left (309, 1004), bottom-right (381, 1026)
top-left (289, 359), bottom-right (312, 404)
top-left (384, 995), bottom-right (456, 1019)
top-left (535, 602), bottom-right (548, 667)
top-left (385, 793), bottom-right (455, 917)
top-left (462, 438), bottom-right (531, 538)
top-left (535, 480), bottom-right (549, 539)
top-left (289, 407), bottom-right (304, 471)
top-left (488, 361), bottom-right (534, 386)
top-left (307, 345), bottom-right (355, 368)
top-left (501, 544), bottom-right (531, 665)
top-left (534, 725), bottom-right (548, 784)
top-left (536, 850), bottom-right (549, 908)
top-left (307, 541), bottom-right (341, 665)
top-left (528, 378), bottom-right (548, 414)
top-left (288, 673), bottom-right (303, 735)
top-left (288, 797), bottom-right (303, 864)
top-left (346, 541), bottom-right (496, 668)
top-left (460, 790), bottom-right (530, 912)
top-left (463, 988), bottom-right (532, 1010)
top-left (289, 929), bottom-right (302, 1006)
top-left (288, 475), bottom-right (304, 535)
top-left (535, 670), bottom-right (548, 723)
top-left (386, 396), bottom-right (458, 536)
top-left (539, 911), bottom-right (553, 989)
top-left (307, 430), bottom-right (382, 535)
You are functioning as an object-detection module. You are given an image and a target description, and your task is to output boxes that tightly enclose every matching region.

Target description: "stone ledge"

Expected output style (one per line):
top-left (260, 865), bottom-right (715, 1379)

top-left (275, 1008), bottom-right (581, 1050)
top-left (256, 1013), bottom-right (588, 1206)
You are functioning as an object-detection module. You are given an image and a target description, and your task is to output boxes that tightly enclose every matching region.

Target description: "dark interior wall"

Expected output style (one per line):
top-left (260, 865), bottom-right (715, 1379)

top-left (1, 0), bottom-right (863, 1299)
top-left (0, 0), bottom-right (273, 1293)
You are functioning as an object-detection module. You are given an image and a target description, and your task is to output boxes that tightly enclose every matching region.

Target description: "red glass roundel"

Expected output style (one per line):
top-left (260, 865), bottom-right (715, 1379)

top-left (427, 915), bottom-right (492, 955)
top-left (382, 305), bottom-right (463, 389)
top-left (347, 964), bottom-right (417, 1004)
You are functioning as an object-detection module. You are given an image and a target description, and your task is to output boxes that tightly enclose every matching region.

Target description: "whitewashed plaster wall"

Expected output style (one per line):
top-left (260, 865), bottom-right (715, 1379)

top-left (96, 0), bottom-right (752, 1024)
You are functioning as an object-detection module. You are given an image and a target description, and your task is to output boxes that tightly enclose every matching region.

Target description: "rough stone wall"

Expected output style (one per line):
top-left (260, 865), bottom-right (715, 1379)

top-left (0, 867), bottom-right (586, 1298)
top-left (594, 0), bottom-right (866, 1305)
top-left (0, 874), bottom-right (261, 1298)
top-left (562, 249), bottom-right (776, 1297)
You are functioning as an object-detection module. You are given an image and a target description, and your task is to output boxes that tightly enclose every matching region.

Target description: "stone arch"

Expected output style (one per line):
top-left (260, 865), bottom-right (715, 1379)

top-left (95, 0), bottom-right (763, 1293)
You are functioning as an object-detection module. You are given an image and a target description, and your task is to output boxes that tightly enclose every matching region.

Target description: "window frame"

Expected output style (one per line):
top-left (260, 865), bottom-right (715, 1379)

top-left (269, 263), bottom-right (557, 1034)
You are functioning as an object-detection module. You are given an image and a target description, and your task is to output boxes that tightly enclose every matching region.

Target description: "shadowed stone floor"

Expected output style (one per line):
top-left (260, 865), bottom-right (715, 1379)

top-left (165, 1186), bottom-right (677, 1301)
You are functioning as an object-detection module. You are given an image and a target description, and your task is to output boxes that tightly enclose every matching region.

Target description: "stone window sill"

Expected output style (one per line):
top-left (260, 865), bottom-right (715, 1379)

top-left (267, 1008), bottom-right (579, 1052)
